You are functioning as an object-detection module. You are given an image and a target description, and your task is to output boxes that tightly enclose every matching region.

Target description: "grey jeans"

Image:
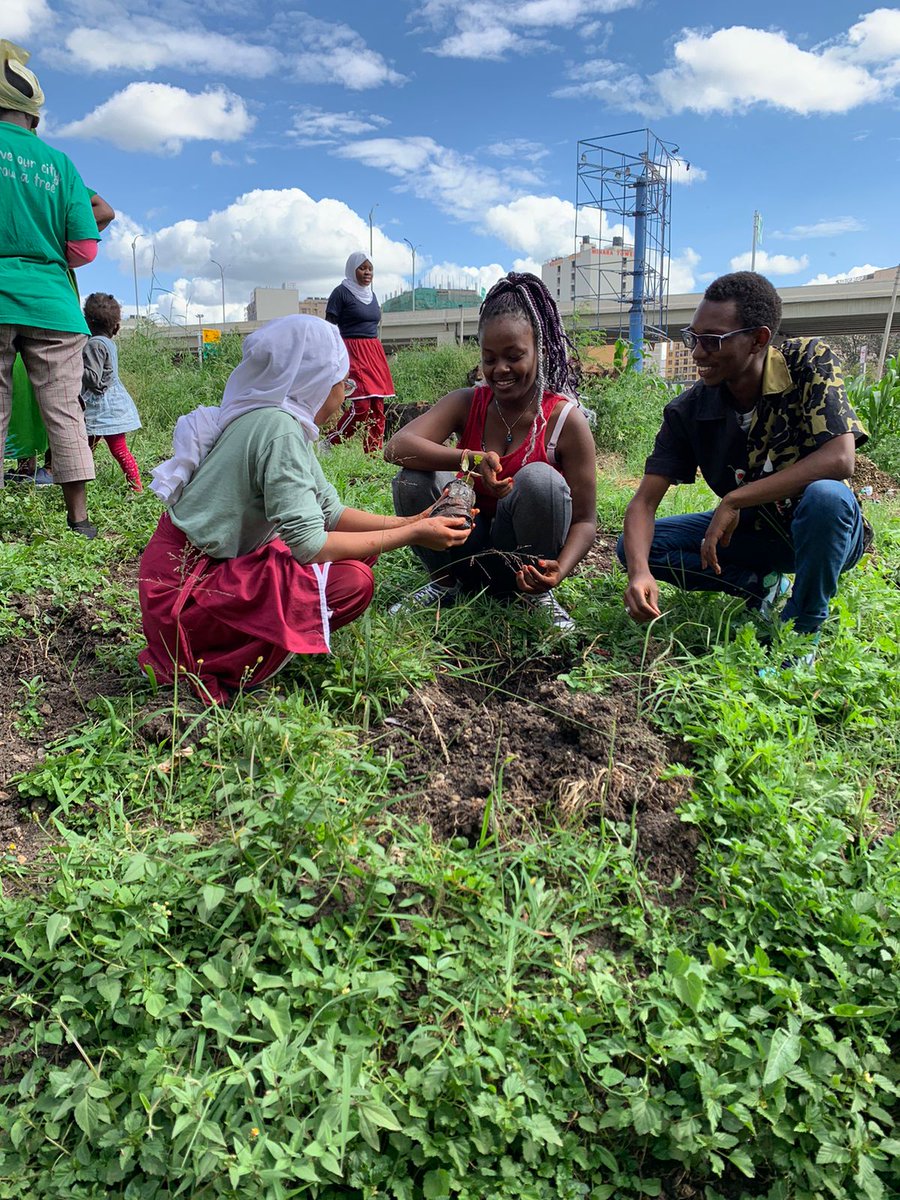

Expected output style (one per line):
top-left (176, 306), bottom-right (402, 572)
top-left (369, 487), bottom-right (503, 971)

top-left (392, 461), bottom-right (571, 594)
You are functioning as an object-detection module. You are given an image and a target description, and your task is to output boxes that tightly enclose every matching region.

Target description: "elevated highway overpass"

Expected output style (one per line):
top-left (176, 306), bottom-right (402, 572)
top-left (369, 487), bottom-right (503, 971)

top-left (120, 276), bottom-right (899, 353)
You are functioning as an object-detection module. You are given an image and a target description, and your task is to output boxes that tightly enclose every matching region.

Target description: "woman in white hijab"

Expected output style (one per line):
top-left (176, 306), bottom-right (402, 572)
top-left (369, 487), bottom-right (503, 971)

top-left (138, 315), bottom-right (471, 704)
top-left (325, 251), bottom-right (395, 452)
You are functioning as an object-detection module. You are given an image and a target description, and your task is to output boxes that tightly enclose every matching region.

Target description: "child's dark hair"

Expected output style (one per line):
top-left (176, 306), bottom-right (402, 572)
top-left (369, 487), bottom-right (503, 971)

top-left (478, 272), bottom-right (581, 461)
top-left (83, 293), bottom-right (121, 338)
top-left (704, 272), bottom-right (782, 335)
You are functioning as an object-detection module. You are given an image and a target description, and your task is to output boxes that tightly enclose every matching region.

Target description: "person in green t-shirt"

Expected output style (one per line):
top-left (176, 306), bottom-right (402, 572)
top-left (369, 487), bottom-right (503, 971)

top-left (8, 191), bottom-right (116, 484)
top-left (0, 41), bottom-right (101, 537)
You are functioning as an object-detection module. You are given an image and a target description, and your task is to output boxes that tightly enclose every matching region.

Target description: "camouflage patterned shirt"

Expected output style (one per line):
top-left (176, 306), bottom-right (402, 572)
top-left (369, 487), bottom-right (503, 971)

top-left (646, 338), bottom-right (867, 516)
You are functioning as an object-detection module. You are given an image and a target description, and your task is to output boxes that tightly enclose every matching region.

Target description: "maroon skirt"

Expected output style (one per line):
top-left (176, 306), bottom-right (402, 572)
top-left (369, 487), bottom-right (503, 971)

top-left (345, 337), bottom-right (395, 399)
top-left (138, 514), bottom-right (374, 704)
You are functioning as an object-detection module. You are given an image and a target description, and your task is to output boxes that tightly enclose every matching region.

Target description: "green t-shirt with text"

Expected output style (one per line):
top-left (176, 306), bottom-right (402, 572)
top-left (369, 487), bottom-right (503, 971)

top-left (0, 121), bottom-right (98, 333)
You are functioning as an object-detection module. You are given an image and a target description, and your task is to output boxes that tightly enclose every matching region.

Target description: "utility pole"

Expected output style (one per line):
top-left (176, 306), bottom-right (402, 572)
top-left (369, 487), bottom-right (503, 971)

top-left (131, 234), bottom-right (143, 320)
top-left (209, 259), bottom-right (226, 324)
top-left (875, 262), bottom-right (900, 381)
top-left (403, 238), bottom-right (420, 312)
top-left (750, 210), bottom-right (763, 272)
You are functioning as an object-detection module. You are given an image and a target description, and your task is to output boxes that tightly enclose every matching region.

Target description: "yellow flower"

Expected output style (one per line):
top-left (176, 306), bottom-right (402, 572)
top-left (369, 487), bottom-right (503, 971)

top-left (250, 1127), bottom-right (260, 1138)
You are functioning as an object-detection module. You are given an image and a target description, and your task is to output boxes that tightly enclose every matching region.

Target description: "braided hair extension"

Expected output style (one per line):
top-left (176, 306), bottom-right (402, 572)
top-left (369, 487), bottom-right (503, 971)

top-left (478, 272), bottom-right (580, 464)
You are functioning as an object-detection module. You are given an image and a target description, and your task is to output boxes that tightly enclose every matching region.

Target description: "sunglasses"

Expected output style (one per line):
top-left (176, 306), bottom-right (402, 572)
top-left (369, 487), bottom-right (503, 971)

top-left (343, 377), bottom-right (357, 397)
top-left (680, 326), bottom-right (759, 353)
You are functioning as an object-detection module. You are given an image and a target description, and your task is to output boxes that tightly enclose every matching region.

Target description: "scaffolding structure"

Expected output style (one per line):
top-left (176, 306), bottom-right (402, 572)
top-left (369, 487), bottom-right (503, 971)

top-left (575, 127), bottom-right (679, 367)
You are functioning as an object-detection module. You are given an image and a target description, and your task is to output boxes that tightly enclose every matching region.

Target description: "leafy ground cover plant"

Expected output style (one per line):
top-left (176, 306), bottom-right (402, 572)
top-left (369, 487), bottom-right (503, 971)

top-left (0, 335), bottom-right (897, 1200)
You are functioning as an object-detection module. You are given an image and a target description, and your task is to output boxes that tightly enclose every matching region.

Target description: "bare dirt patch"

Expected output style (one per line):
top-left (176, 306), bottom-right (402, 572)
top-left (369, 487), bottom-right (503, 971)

top-left (373, 667), bottom-right (697, 892)
top-left (852, 453), bottom-right (898, 500)
top-left (0, 586), bottom-right (136, 867)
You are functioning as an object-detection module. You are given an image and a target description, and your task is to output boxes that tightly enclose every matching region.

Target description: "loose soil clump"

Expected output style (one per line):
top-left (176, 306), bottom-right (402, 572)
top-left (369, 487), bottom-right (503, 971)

top-left (375, 670), bottom-right (697, 892)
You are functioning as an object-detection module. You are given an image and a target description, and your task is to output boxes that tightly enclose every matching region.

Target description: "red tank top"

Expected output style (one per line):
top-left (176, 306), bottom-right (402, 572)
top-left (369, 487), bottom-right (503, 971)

top-left (459, 386), bottom-right (566, 514)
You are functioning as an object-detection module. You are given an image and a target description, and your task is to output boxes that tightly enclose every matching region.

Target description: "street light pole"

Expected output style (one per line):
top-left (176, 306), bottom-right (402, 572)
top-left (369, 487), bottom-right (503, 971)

top-left (131, 234), bottom-right (143, 320)
top-left (209, 259), bottom-right (226, 325)
top-left (367, 205), bottom-right (379, 259)
top-left (403, 237), bottom-right (420, 312)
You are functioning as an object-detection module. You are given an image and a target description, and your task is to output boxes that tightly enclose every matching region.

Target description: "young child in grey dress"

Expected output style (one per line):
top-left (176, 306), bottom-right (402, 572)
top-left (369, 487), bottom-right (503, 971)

top-left (81, 293), bottom-right (143, 492)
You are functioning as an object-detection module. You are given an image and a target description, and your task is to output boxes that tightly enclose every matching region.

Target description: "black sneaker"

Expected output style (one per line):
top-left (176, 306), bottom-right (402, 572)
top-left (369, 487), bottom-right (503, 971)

top-left (389, 581), bottom-right (458, 615)
top-left (67, 518), bottom-right (98, 540)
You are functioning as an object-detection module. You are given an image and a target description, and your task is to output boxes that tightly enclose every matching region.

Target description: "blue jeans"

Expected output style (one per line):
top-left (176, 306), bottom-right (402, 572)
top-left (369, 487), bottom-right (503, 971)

top-left (615, 481), bottom-right (865, 634)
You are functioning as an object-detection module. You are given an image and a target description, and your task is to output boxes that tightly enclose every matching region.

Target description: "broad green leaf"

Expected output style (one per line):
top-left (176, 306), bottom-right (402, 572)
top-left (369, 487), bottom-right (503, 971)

top-left (831, 1004), bottom-right (891, 1018)
top-left (525, 1112), bottom-right (563, 1146)
top-left (46, 913), bottom-right (69, 951)
top-left (95, 976), bottom-right (121, 1007)
top-left (261, 999), bottom-right (292, 1041)
top-left (74, 1094), bottom-right (105, 1138)
top-left (672, 971), bottom-right (705, 1014)
top-left (856, 1155), bottom-right (885, 1200)
top-left (763, 1029), bottom-right (801, 1087)
top-left (423, 1168), bottom-right (451, 1199)
top-left (356, 1100), bottom-right (401, 1131)
top-left (727, 1149), bottom-right (756, 1178)
top-left (200, 884), bottom-right (227, 917)
top-left (123, 854), bottom-right (148, 883)
top-left (816, 1141), bottom-right (851, 1165)
top-left (200, 960), bottom-right (229, 989)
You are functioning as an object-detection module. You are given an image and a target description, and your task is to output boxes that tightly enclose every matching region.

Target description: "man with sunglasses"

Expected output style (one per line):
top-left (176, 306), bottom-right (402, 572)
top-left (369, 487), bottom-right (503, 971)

top-left (617, 271), bottom-right (868, 659)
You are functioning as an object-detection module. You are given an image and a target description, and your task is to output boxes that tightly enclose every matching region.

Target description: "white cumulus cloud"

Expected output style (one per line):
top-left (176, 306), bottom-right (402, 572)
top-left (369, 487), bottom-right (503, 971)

top-left (104, 188), bottom-right (427, 308)
top-left (3, 0), bottom-right (52, 41)
top-left (291, 106), bottom-right (389, 146)
top-left (54, 83), bottom-right (255, 154)
top-left (668, 247), bottom-right (701, 293)
top-left (291, 17), bottom-right (406, 88)
top-left (63, 20), bottom-right (275, 77)
top-left (416, 0), bottom-right (639, 59)
top-left (670, 158), bottom-right (706, 185)
top-left (729, 250), bottom-right (809, 276)
top-left (772, 217), bottom-right (866, 240)
top-left (419, 261), bottom-right (508, 294)
top-left (556, 13), bottom-right (898, 115)
top-left (805, 263), bottom-right (887, 286)
top-left (336, 136), bottom-right (521, 220)
top-left (653, 26), bottom-right (883, 115)
top-left (844, 8), bottom-right (900, 64)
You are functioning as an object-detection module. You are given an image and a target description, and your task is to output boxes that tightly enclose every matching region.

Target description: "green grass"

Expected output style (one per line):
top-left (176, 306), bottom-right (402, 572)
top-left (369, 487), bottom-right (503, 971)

top-left (0, 333), bottom-right (898, 1200)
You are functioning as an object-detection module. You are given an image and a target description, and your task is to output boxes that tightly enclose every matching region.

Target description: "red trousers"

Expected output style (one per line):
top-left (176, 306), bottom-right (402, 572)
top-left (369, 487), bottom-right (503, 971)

top-left (138, 514), bottom-right (375, 704)
top-left (327, 395), bottom-right (386, 453)
top-left (89, 433), bottom-right (142, 491)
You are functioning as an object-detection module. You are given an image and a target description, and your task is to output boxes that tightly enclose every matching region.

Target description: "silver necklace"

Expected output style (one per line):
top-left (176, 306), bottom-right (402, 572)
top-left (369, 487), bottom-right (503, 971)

top-left (492, 392), bottom-right (536, 445)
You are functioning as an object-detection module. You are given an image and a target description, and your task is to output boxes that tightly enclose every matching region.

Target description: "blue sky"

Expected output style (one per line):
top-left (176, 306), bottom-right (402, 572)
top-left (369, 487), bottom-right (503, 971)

top-left (6, 0), bottom-right (899, 322)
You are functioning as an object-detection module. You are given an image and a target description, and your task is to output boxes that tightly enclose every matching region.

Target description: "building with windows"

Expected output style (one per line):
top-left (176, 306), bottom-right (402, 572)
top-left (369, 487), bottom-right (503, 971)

top-left (298, 296), bottom-right (328, 318)
top-left (542, 236), bottom-right (634, 306)
top-left (246, 286), bottom-right (300, 322)
top-left (657, 339), bottom-right (699, 384)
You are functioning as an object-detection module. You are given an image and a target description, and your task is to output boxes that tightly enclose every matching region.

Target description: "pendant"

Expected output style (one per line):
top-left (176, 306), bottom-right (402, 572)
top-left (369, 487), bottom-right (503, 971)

top-left (505, 434), bottom-right (512, 445)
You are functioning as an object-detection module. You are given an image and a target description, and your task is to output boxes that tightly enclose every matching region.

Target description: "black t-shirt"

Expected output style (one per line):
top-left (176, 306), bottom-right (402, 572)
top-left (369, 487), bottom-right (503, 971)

top-left (325, 284), bottom-right (381, 339)
top-left (645, 338), bottom-right (867, 501)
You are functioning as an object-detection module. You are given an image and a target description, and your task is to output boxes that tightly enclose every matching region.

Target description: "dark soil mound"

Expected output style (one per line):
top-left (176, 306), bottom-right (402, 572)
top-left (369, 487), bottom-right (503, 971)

top-left (853, 454), bottom-right (898, 499)
top-left (374, 670), bottom-right (697, 892)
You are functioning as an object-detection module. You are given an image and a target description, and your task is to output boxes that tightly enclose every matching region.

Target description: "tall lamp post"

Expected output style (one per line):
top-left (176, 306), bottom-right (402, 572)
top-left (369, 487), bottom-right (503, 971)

top-left (209, 258), bottom-right (226, 325)
top-left (131, 234), bottom-right (143, 320)
top-left (403, 237), bottom-right (420, 312)
top-left (367, 205), bottom-right (379, 259)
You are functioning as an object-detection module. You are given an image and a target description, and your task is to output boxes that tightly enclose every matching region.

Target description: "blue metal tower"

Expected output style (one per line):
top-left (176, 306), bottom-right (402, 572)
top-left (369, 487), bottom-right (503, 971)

top-left (574, 128), bottom-right (679, 370)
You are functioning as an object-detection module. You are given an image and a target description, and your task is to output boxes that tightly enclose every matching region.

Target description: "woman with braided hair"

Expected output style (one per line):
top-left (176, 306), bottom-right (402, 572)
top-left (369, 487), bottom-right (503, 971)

top-left (385, 272), bottom-right (597, 630)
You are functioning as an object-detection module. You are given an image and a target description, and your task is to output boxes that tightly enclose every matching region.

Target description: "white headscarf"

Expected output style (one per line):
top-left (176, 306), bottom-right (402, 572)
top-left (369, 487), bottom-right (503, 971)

top-left (150, 315), bottom-right (348, 505)
top-left (341, 251), bottom-right (374, 305)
